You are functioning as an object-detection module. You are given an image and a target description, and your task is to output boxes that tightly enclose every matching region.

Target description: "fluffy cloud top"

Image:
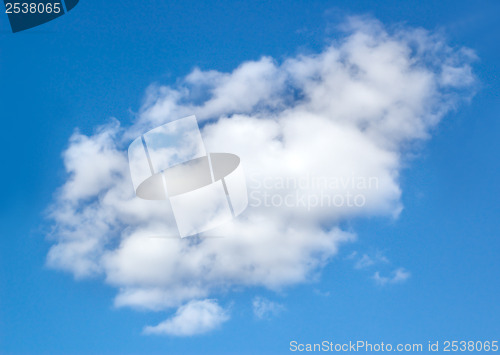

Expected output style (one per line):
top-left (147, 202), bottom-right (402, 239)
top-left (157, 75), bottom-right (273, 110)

top-left (46, 17), bottom-right (475, 335)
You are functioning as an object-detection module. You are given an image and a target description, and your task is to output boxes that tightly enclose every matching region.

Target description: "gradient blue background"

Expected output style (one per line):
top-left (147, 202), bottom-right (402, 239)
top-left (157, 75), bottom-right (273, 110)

top-left (0, 1), bottom-right (499, 354)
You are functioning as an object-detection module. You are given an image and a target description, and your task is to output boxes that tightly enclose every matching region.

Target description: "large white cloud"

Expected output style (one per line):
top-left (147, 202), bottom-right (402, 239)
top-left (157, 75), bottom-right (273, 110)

top-left (46, 17), bottom-right (476, 335)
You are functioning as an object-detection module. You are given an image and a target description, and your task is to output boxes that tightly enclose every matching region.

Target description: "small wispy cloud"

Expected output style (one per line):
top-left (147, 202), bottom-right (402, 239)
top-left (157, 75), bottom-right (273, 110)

top-left (345, 251), bottom-right (358, 261)
top-left (373, 268), bottom-right (411, 286)
top-left (355, 254), bottom-right (375, 269)
top-left (252, 297), bottom-right (285, 320)
top-left (349, 251), bottom-right (409, 285)
top-left (143, 299), bottom-right (229, 336)
top-left (350, 251), bottom-right (389, 269)
top-left (313, 289), bottom-right (331, 297)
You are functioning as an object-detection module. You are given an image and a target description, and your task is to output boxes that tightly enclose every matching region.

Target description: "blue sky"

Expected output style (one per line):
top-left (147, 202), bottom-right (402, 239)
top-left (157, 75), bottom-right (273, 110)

top-left (0, 1), bottom-right (499, 354)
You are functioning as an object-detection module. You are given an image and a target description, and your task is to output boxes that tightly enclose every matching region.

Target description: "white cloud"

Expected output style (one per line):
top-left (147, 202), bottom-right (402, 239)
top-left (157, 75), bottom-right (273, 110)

top-left (45, 17), bottom-right (475, 334)
top-left (143, 299), bottom-right (229, 336)
top-left (313, 289), bottom-right (331, 297)
top-left (252, 297), bottom-right (286, 319)
top-left (353, 252), bottom-right (389, 269)
top-left (355, 254), bottom-right (375, 269)
top-left (373, 268), bottom-right (411, 285)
